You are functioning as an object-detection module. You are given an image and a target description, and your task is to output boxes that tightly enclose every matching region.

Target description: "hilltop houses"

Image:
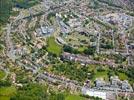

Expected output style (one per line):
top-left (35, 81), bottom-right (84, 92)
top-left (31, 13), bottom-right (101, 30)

top-left (35, 26), bottom-right (54, 37)
top-left (94, 76), bottom-right (133, 92)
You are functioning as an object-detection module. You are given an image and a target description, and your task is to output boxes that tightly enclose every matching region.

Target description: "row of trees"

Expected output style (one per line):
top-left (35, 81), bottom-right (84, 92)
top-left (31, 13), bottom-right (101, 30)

top-left (10, 83), bottom-right (65, 100)
top-left (0, 80), bottom-right (66, 100)
top-left (63, 45), bottom-right (95, 55)
top-left (51, 62), bottom-right (91, 82)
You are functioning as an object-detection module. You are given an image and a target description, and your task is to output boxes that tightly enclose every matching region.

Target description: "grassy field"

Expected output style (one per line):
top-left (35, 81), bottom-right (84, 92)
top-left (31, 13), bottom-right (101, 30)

top-left (66, 95), bottom-right (86, 100)
top-left (78, 47), bottom-right (87, 53)
top-left (47, 37), bottom-right (62, 56)
top-left (93, 70), bottom-right (109, 81)
top-left (87, 64), bottom-right (129, 82)
top-left (0, 70), bottom-right (6, 80)
top-left (87, 65), bottom-right (97, 72)
top-left (0, 96), bottom-right (10, 100)
top-left (118, 72), bottom-right (128, 80)
top-left (0, 87), bottom-right (16, 100)
top-left (87, 65), bottom-right (109, 81)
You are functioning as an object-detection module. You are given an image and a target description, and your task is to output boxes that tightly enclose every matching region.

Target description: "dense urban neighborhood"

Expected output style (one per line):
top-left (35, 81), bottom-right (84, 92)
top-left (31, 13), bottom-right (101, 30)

top-left (0, 0), bottom-right (134, 100)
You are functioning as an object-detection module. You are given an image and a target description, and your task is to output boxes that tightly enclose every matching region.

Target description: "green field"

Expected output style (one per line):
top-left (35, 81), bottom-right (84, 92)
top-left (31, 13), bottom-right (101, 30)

top-left (78, 47), bottom-right (87, 53)
top-left (47, 37), bottom-right (62, 56)
top-left (87, 65), bottom-right (109, 81)
top-left (0, 70), bottom-right (6, 80)
top-left (66, 95), bottom-right (86, 100)
top-left (0, 87), bottom-right (16, 100)
top-left (0, 96), bottom-right (10, 100)
top-left (93, 71), bottom-right (109, 81)
top-left (118, 72), bottom-right (128, 80)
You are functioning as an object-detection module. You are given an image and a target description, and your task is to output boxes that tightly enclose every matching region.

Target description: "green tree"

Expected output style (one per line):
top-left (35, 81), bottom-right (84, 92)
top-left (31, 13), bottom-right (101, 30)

top-left (63, 45), bottom-right (73, 53)
top-left (11, 83), bottom-right (49, 100)
top-left (84, 47), bottom-right (95, 55)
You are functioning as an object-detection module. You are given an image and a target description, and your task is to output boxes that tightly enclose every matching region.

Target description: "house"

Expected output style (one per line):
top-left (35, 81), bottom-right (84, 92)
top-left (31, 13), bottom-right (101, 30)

top-left (95, 78), bottom-right (106, 87)
top-left (35, 26), bottom-right (54, 37)
top-left (122, 80), bottom-right (133, 92)
top-left (56, 37), bottom-right (67, 45)
top-left (92, 76), bottom-right (133, 92)
top-left (68, 18), bottom-right (81, 28)
top-left (41, 26), bottom-right (54, 35)
top-left (59, 21), bottom-right (71, 34)
top-left (82, 87), bottom-right (107, 100)
top-left (110, 76), bottom-right (121, 87)
top-left (129, 43), bottom-right (134, 49)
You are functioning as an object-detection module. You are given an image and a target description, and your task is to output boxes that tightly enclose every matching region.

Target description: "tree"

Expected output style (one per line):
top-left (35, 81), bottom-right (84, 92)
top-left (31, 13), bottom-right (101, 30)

top-left (84, 47), bottom-right (95, 55)
top-left (108, 70), bottom-right (115, 78)
top-left (127, 67), bottom-right (134, 79)
top-left (0, 80), bottom-right (11, 87)
top-left (63, 45), bottom-right (73, 53)
top-left (11, 83), bottom-right (49, 100)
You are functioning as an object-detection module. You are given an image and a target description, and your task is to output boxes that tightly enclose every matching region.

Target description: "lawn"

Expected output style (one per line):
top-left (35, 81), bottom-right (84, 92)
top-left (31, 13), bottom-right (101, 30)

top-left (87, 65), bottom-right (97, 72)
top-left (0, 87), bottom-right (16, 100)
top-left (118, 72), bottom-right (128, 80)
top-left (66, 95), bottom-right (86, 100)
top-left (0, 96), bottom-right (10, 100)
top-left (78, 47), bottom-right (87, 53)
top-left (93, 71), bottom-right (109, 81)
top-left (0, 70), bottom-right (6, 80)
top-left (47, 37), bottom-right (62, 56)
top-left (0, 86), bottom-right (16, 96)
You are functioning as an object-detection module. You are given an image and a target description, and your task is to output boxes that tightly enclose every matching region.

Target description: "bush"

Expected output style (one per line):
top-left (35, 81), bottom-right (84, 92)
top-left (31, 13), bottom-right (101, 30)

top-left (63, 45), bottom-right (73, 53)
top-left (0, 80), bottom-right (11, 87)
top-left (84, 47), bottom-right (95, 55)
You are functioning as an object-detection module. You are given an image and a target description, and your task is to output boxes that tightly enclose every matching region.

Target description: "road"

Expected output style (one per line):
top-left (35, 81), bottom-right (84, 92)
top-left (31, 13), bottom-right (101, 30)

top-left (62, 52), bottom-right (116, 67)
top-left (36, 72), bottom-right (82, 89)
top-left (6, 23), bottom-right (16, 60)
top-left (6, 23), bottom-right (12, 51)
